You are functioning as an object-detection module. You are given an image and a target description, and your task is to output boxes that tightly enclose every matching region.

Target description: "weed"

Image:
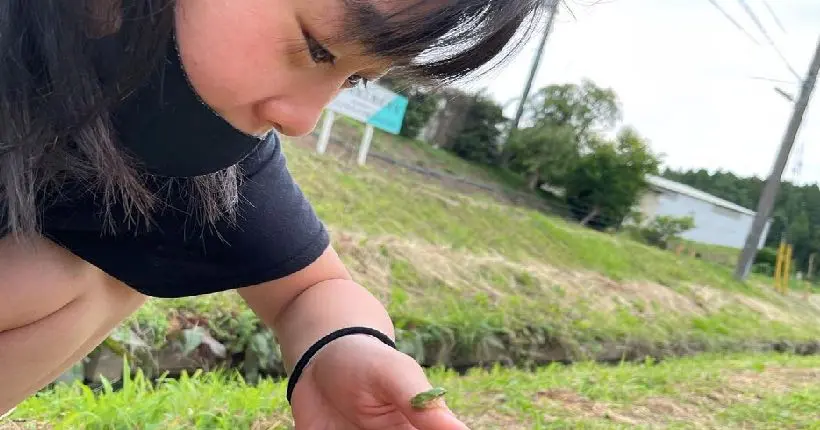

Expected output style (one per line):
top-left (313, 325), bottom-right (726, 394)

top-left (12, 353), bottom-right (820, 429)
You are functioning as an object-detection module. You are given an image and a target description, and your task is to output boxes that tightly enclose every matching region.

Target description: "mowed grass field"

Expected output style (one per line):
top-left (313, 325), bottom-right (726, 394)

top-left (8, 131), bottom-right (820, 429)
top-left (8, 353), bottom-right (820, 429)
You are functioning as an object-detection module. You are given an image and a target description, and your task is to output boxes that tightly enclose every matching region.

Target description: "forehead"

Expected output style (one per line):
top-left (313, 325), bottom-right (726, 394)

top-left (302, 0), bottom-right (458, 74)
top-left (304, 0), bottom-right (436, 42)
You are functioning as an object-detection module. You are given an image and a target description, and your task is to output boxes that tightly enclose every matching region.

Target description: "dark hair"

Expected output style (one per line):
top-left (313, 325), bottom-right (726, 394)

top-left (343, 0), bottom-right (547, 84)
top-left (0, 0), bottom-right (547, 239)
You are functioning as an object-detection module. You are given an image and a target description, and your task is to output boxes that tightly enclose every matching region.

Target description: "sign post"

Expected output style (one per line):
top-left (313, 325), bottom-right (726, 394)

top-left (316, 110), bottom-right (336, 155)
top-left (317, 83), bottom-right (408, 165)
top-left (357, 124), bottom-right (375, 166)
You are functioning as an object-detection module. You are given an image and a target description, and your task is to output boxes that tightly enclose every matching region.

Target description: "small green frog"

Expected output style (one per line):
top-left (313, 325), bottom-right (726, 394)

top-left (410, 387), bottom-right (448, 409)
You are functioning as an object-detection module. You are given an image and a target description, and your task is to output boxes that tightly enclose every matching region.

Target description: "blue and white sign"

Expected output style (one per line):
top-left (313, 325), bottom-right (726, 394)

top-left (326, 83), bottom-right (409, 135)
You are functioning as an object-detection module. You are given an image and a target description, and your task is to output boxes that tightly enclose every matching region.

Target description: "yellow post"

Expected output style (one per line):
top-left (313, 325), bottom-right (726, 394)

top-left (774, 241), bottom-right (786, 293)
top-left (783, 244), bottom-right (793, 294)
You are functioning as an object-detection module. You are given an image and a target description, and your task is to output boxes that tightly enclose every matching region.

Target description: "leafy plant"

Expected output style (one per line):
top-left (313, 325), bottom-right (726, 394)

top-left (243, 331), bottom-right (283, 383)
top-left (637, 215), bottom-right (697, 248)
top-left (448, 91), bottom-right (507, 165)
top-left (754, 246), bottom-right (780, 267)
top-left (564, 127), bottom-right (662, 229)
top-left (505, 123), bottom-right (578, 189)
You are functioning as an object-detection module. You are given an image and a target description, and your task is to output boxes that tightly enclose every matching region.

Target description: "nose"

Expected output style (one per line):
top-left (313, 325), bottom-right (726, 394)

top-left (256, 89), bottom-right (341, 138)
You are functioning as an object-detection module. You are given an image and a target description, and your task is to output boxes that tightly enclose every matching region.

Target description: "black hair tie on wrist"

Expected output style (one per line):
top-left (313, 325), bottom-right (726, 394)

top-left (286, 326), bottom-right (397, 404)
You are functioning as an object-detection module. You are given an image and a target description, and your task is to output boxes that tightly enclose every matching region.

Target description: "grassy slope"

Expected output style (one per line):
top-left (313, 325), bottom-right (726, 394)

top-left (289, 137), bottom-right (820, 356)
top-left (9, 353), bottom-right (820, 429)
top-left (108, 140), bottom-right (820, 374)
top-left (329, 116), bottom-right (529, 191)
top-left (10, 120), bottom-right (820, 429)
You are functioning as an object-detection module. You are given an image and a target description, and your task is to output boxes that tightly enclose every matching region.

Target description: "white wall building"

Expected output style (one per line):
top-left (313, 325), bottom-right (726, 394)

top-left (634, 175), bottom-right (771, 249)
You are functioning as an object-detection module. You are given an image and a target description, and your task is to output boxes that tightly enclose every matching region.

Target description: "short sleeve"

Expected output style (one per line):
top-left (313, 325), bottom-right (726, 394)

top-left (41, 134), bottom-right (331, 298)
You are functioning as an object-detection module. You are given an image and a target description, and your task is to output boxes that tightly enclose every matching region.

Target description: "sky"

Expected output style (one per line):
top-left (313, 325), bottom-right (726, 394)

top-left (457, 0), bottom-right (820, 185)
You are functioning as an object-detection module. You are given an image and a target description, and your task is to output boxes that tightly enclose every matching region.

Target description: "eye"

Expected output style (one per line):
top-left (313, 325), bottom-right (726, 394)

top-left (344, 75), bottom-right (368, 88)
top-left (304, 32), bottom-right (335, 64)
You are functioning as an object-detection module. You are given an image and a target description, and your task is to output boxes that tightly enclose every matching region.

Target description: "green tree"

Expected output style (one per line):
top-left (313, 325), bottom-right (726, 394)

top-left (449, 92), bottom-right (507, 165)
top-left (519, 79), bottom-right (621, 145)
top-left (502, 79), bottom-right (622, 184)
top-left (661, 167), bottom-right (820, 275)
top-left (505, 123), bottom-right (578, 189)
top-left (564, 127), bottom-right (661, 229)
top-left (399, 90), bottom-right (440, 140)
top-left (638, 215), bottom-right (696, 248)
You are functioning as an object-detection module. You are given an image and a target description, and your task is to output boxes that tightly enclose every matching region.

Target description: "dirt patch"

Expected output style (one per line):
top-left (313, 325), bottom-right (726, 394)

top-left (537, 388), bottom-right (610, 417)
top-left (250, 417), bottom-right (293, 430)
top-left (620, 366), bottom-right (820, 428)
top-left (463, 411), bottom-right (530, 430)
top-left (534, 389), bottom-right (655, 426)
top-left (564, 274), bottom-right (706, 316)
top-left (724, 366), bottom-right (820, 394)
top-left (535, 388), bottom-right (714, 428)
top-left (689, 285), bottom-right (806, 325)
top-left (611, 396), bottom-right (718, 428)
top-left (525, 366), bottom-right (820, 429)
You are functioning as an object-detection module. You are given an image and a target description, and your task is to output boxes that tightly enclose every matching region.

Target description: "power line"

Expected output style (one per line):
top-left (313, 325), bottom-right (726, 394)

top-left (762, 0), bottom-right (787, 34)
top-left (736, 0), bottom-right (801, 80)
top-left (749, 75), bottom-right (799, 85)
top-left (735, 36), bottom-right (820, 281)
top-left (705, 0), bottom-right (760, 45)
top-left (503, 0), bottom-right (561, 155)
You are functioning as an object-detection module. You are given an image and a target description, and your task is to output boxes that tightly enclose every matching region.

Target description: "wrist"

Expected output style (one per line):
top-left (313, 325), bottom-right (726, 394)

top-left (286, 326), bottom-right (397, 403)
top-left (271, 279), bottom-right (395, 372)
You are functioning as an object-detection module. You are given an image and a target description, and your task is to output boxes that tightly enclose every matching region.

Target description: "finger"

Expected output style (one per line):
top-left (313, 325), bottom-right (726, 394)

top-left (377, 354), bottom-right (470, 430)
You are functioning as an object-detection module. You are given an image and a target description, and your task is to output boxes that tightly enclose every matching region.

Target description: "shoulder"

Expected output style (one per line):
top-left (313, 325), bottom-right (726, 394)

top-left (39, 133), bottom-right (331, 298)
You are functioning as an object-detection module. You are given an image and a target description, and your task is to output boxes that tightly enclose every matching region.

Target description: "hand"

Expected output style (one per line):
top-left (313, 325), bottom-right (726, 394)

top-left (289, 334), bottom-right (470, 430)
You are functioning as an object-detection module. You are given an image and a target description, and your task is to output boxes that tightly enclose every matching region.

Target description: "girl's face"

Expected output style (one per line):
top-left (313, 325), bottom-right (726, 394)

top-left (174, 0), bottom-right (395, 138)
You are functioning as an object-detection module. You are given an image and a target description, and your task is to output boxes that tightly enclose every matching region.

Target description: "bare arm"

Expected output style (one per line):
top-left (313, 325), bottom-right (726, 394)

top-left (236, 245), bottom-right (394, 372)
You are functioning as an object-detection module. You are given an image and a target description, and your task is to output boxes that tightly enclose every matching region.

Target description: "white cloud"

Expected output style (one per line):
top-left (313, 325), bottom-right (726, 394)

top-left (457, 0), bottom-right (820, 184)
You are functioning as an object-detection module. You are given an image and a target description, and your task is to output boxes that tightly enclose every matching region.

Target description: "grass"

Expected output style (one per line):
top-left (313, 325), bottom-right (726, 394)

top-left (48, 137), bottom-right (820, 379)
top-left (9, 352), bottom-right (820, 429)
top-left (328, 115), bottom-right (531, 192)
top-left (313, 119), bottom-right (788, 292)
top-left (57, 139), bottom-right (820, 382)
top-left (11, 123), bottom-right (820, 429)
top-left (286, 139), bottom-right (756, 292)
top-left (664, 238), bottom-right (742, 268)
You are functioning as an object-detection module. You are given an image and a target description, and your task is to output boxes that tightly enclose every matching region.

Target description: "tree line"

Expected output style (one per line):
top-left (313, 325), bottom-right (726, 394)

top-left (383, 77), bottom-right (664, 231)
top-left (662, 168), bottom-right (820, 276)
top-left (381, 76), bottom-right (819, 276)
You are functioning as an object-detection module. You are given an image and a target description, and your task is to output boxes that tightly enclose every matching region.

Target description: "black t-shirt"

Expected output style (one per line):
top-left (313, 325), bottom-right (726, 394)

top-left (15, 30), bottom-right (332, 298)
top-left (41, 133), bottom-right (331, 298)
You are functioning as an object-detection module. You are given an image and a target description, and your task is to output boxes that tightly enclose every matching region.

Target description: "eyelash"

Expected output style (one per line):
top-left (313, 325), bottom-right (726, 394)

top-left (304, 32), bottom-right (368, 89)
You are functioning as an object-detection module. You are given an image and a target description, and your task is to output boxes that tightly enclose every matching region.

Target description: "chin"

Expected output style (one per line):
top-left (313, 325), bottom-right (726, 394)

top-left (251, 121), bottom-right (281, 137)
top-left (225, 116), bottom-right (275, 139)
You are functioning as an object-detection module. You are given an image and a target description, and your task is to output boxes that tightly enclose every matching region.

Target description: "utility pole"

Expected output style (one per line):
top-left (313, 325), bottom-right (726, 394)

top-left (501, 0), bottom-right (560, 163)
top-left (734, 36), bottom-right (820, 281)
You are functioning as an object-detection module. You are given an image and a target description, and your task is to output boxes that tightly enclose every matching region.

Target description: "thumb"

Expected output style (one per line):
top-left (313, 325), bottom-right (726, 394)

top-left (378, 355), bottom-right (470, 430)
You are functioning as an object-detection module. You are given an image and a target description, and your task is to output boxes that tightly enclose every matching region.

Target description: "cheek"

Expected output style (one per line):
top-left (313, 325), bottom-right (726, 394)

top-left (173, 0), bottom-right (301, 117)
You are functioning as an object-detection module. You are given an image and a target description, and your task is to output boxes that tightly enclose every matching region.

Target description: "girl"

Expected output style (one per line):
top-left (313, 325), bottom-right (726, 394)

top-left (0, 0), bottom-right (545, 428)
